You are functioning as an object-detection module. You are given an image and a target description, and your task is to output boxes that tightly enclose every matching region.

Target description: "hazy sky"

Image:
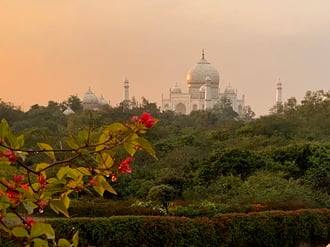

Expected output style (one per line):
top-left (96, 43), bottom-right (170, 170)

top-left (1, 0), bottom-right (330, 116)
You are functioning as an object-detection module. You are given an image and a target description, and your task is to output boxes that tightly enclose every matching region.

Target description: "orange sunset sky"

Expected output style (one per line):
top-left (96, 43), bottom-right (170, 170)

top-left (1, 0), bottom-right (330, 116)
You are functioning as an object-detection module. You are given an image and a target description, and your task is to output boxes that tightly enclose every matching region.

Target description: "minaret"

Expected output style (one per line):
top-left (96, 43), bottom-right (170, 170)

top-left (124, 78), bottom-right (129, 101)
top-left (276, 79), bottom-right (283, 105)
top-left (205, 76), bottom-right (212, 109)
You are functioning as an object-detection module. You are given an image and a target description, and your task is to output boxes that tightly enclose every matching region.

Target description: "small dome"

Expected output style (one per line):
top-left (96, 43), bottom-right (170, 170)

top-left (171, 83), bottom-right (182, 93)
top-left (224, 84), bottom-right (236, 94)
top-left (98, 95), bottom-right (108, 105)
top-left (186, 51), bottom-right (219, 88)
top-left (63, 107), bottom-right (74, 115)
top-left (199, 85), bottom-right (206, 92)
top-left (83, 88), bottom-right (98, 104)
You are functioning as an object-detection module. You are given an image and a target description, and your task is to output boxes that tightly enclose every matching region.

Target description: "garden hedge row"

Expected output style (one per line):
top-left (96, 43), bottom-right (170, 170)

top-left (40, 199), bottom-right (161, 218)
top-left (49, 209), bottom-right (330, 247)
top-left (1, 209), bottom-right (329, 246)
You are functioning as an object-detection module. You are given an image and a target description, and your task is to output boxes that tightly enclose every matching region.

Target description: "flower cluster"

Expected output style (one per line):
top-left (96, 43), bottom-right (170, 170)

top-left (38, 173), bottom-right (48, 188)
top-left (118, 157), bottom-right (134, 174)
top-left (0, 113), bottom-right (156, 245)
top-left (0, 148), bottom-right (18, 163)
top-left (131, 112), bottom-right (155, 128)
top-left (0, 174), bottom-right (29, 206)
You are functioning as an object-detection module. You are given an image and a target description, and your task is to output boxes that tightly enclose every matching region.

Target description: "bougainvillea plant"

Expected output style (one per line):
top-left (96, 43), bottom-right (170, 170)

top-left (0, 112), bottom-right (156, 247)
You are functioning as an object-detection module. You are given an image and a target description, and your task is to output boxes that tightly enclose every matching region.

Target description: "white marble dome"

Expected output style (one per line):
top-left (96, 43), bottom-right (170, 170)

top-left (186, 53), bottom-right (219, 88)
top-left (171, 83), bottom-right (182, 93)
top-left (224, 84), bottom-right (236, 94)
top-left (63, 107), bottom-right (74, 115)
top-left (98, 95), bottom-right (108, 105)
top-left (83, 88), bottom-right (98, 104)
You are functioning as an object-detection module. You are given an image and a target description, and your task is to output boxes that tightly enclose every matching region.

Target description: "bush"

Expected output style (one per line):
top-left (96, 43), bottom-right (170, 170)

top-left (18, 209), bottom-right (329, 247)
top-left (42, 199), bottom-right (160, 218)
top-left (147, 184), bottom-right (176, 214)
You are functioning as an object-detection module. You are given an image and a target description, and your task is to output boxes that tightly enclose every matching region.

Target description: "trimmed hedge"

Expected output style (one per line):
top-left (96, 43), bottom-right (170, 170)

top-left (48, 209), bottom-right (329, 247)
top-left (1, 209), bottom-right (329, 246)
top-left (41, 199), bottom-right (161, 218)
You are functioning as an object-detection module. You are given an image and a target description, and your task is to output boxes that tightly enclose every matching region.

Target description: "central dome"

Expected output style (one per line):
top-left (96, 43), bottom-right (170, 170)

top-left (83, 88), bottom-right (98, 104)
top-left (186, 51), bottom-right (219, 88)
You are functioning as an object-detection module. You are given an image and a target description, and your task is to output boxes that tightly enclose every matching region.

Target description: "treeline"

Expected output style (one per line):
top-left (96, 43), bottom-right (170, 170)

top-left (1, 90), bottom-right (330, 211)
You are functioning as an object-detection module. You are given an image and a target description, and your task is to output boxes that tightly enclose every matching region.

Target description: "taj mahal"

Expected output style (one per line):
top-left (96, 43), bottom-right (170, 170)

top-left (161, 50), bottom-right (246, 115)
top-left (74, 50), bottom-right (282, 116)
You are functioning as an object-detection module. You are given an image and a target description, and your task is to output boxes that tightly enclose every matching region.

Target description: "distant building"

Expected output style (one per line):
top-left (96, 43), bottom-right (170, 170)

top-left (276, 79), bottom-right (283, 105)
top-left (162, 50), bottom-right (246, 115)
top-left (124, 78), bottom-right (130, 102)
top-left (63, 106), bottom-right (74, 115)
top-left (82, 87), bottom-right (109, 110)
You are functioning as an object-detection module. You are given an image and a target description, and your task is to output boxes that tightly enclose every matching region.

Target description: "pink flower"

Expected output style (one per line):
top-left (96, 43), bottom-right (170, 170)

top-left (6, 189), bottom-right (20, 205)
top-left (25, 217), bottom-right (35, 227)
top-left (38, 200), bottom-right (48, 210)
top-left (131, 115), bottom-right (139, 123)
top-left (111, 174), bottom-right (117, 182)
top-left (21, 184), bottom-right (29, 191)
top-left (140, 112), bottom-right (155, 128)
top-left (88, 178), bottom-right (97, 186)
top-left (14, 174), bottom-right (24, 183)
top-left (4, 149), bottom-right (18, 163)
top-left (38, 173), bottom-right (48, 188)
top-left (118, 157), bottom-right (134, 174)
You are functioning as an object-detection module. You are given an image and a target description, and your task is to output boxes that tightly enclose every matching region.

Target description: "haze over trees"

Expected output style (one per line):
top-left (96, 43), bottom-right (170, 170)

top-left (1, 90), bottom-right (330, 212)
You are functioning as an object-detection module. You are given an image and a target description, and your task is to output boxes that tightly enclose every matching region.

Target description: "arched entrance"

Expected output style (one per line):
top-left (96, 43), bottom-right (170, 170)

top-left (175, 103), bottom-right (186, 114)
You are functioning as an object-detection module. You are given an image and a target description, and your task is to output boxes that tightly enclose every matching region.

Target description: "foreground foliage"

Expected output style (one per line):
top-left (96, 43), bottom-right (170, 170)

top-left (0, 113), bottom-right (156, 246)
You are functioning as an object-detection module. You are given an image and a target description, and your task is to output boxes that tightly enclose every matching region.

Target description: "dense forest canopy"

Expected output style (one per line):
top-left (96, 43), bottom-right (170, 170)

top-left (0, 89), bottom-right (330, 209)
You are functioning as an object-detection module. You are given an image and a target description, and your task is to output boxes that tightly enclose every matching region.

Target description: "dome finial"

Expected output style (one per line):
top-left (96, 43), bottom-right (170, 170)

top-left (202, 49), bottom-right (205, 59)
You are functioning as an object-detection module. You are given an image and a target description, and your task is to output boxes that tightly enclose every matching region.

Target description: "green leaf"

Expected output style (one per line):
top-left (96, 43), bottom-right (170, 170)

top-left (32, 238), bottom-right (49, 246)
top-left (50, 199), bottom-right (69, 217)
top-left (0, 160), bottom-right (10, 166)
top-left (66, 169), bottom-right (79, 180)
top-left (38, 143), bottom-right (56, 161)
top-left (57, 166), bottom-right (70, 180)
top-left (94, 175), bottom-right (117, 196)
top-left (31, 223), bottom-right (55, 239)
top-left (102, 181), bottom-right (117, 195)
top-left (106, 122), bottom-right (127, 133)
top-left (0, 223), bottom-right (11, 234)
top-left (98, 152), bottom-right (114, 169)
top-left (35, 163), bottom-right (51, 172)
top-left (23, 201), bottom-right (38, 215)
top-left (16, 134), bottom-right (24, 148)
top-left (124, 142), bottom-right (137, 156)
top-left (76, 167), bottom-right (91, 176)
top-left (136, 137), bottom-right (157, 158)
top-left (0, 194), bottom-right (11, 209)
top-left (72, 231), bottom-right (79, 247)
top-left (58, 238), bottom-right (71, 247)
top-left (0, 119), bottom-right (9, 138)
top-left (66, 135), bottom-right (80, 149)
top-left (93, 185), bottom-right (105, 196)
top-left (60, 192), bottom-right (71, 209)
top-left (77, 130), bottom-right (89, 145)
top-left (46, 178), bottom-right (67, 193)
top-left (7, 132), bottom-right (19, 148)
top-left (12, 226), bottom-right (29, 238)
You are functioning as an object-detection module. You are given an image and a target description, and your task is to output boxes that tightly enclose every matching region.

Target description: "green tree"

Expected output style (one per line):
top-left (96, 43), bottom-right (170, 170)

top-left (147, 184), bottom-right (176, 214)
top-left (66, 95), bottom-right (83, 112)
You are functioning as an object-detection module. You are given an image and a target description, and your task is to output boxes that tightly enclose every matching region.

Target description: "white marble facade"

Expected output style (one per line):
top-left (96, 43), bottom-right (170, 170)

top-left (162, 51), bottom-right (245, 115)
